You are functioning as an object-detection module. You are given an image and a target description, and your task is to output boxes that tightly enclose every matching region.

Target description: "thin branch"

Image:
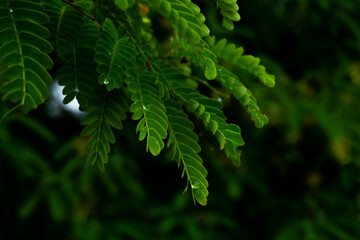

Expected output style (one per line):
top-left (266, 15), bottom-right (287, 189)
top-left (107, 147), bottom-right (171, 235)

top-left (189, 75), bottom-right (224, 97)
top-left (128, 34), bottom-right (157, 74)
top-left (60, 0), bottom-right (96, 21)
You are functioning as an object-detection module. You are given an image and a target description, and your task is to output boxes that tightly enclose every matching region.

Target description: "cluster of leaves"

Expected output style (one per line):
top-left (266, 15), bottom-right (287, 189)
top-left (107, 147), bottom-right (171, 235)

top-left (0, 0), bottom-right (274, 205)
top-left (1, 0), bottom-right (360, 239)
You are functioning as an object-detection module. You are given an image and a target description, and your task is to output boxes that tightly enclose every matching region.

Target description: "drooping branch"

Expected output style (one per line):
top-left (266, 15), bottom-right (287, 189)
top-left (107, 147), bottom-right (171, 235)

top-left (60, 0), bottom-right (96, 21)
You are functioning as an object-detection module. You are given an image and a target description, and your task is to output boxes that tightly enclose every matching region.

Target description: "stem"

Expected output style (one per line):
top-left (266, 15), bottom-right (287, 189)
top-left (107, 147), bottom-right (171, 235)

top-left (189, 75), bottom-right (224, 97)
top-left (128, 35), bottom-right (156, 74)
top-left (104, 8), bottom-right (155, 74)
top-left (171, 89), bottom-right (188, 103)
top-left (60, 0), bottom-right (95, 21)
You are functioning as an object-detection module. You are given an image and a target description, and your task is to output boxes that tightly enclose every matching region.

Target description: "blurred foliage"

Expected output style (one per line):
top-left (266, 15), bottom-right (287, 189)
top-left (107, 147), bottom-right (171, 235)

top-left (1, 0), bottom-right (360, 239)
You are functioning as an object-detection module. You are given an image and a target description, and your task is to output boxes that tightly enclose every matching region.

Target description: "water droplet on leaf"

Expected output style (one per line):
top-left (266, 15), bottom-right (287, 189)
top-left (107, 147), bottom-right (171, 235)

top-left (9, 9), bottom-right (13, 13)
top-left (75, 87), bottom-right (79, 92)
top-left (217, 97), bottom-right (222, 102)
top-left (142, 104), bottom-right (152, 111)
top-left (191, 181), bottom-right (201, 189)
top-left (103, 78), bottom-right (109, 85)
top-left (108, 52), bottom-right (112, 56)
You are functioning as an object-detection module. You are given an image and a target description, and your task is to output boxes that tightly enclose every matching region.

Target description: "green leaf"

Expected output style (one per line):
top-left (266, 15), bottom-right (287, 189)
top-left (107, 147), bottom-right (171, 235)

top-left (151, 0), bottom-right (209, 43)
top-left (0, 0), bottom-right (53, 119)
top-left (166, 100), bottom-right (209, 205)
top-left (218, 68), bottom-right (269, 128)
top-left (217, 0), bottom-right (241, 31)
top-left (127, 70), bottom-right (168, 156)
top-left (42, 0), bottom-right (93, 59)
top-left (213, 39), bottom-right (275, 87)
top-left (56, 21), bottom-right (99, 109)
top-left (95, 18), bottom-right (137, 91)
top-left (170, 36), bottom-right (273, 128)
top-left (114, 0), bottom-right (128, 11)
top-left (157, 63), bottom-right (244, 165)
top-left (204, 57), bottom-right (217, 80)
top-left (80, 89), bottom-right (129, 170)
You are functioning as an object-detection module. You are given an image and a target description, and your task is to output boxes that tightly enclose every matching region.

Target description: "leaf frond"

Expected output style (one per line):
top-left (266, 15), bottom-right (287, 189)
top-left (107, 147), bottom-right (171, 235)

top-left (56, 21), bottom-right (99, 108)
top-left (159, 63), bottom-right (244, 166)
top-left (170, 35), bottom-right (273, 128)
top-left (0, 0), bottom-right (53, 118)
top-left (166, 100), bottom-right (209, 206)
top-left (213, 38), bottom-right (275, 87)
top-left (95, 18), bottom-right (137, 91)
top-left (127, 70), bottom-right (168, 156)
top-left (218, 68), bottom-right (269, 128)
top-left (150, 0), bottom-right (209, 42)
top-left (215, 0), bottom-right (241, 31)
top-left (42, 0), bottom-right (93, 59)
top-left (80, 88), bottom-right (129, 171)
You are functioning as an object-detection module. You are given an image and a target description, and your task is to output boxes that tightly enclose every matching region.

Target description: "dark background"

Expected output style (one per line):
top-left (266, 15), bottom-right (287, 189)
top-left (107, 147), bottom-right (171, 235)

top-left (1, 0), bottom-right (360, 239)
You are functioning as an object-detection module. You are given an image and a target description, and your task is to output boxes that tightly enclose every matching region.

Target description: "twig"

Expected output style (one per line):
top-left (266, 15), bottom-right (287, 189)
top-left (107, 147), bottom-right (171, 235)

top-left (60, 0), bottom-right (96, 21)
top-left (189, 75), bottom-right (224, 97)
top-left (128, 34), bottom-right (157, 74)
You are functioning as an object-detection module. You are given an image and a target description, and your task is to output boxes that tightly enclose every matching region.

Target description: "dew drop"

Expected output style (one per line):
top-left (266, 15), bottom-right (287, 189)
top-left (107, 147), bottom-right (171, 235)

top-left (217, 97), bottom-right (222, 102)
top-left (143, 104), bottom-right (152, 111)
top-left (75, 87), bottom-right (79, 92)
top-left (103, 78), bottom-right (109, 85)
top-left (191, 181), bottom-right (201, 189)
top-left (18, 62), bottom-right (21, 66)
top-left (218, 68), bottom-right (222, 72)
top-left (9, 9), bottom-right (13, 13)
top-left (108, 52), bottom-right (112, 56)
